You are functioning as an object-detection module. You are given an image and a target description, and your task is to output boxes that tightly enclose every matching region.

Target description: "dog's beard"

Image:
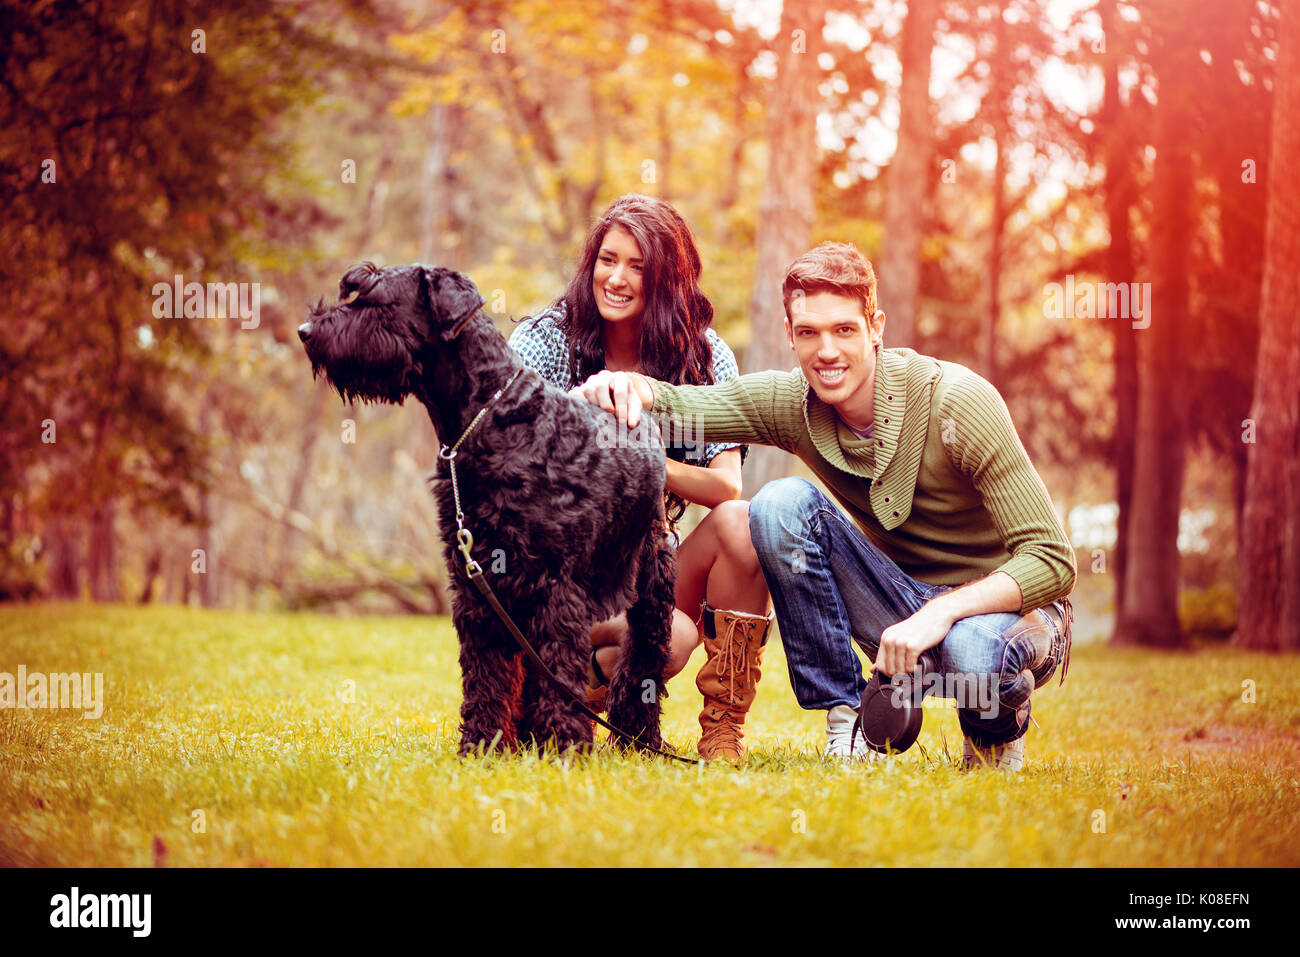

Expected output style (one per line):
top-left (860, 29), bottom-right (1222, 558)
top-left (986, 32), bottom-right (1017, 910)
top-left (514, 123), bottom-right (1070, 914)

top-left (312, 354), bottom-right (414, 405)
top-left (304, 304), bottom-right (417, 405)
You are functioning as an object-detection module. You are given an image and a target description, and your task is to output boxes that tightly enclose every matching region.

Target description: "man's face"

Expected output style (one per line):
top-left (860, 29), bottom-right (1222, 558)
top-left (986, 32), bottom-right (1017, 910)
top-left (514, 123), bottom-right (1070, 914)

top-left (784, 290), bottom-right (886, 424)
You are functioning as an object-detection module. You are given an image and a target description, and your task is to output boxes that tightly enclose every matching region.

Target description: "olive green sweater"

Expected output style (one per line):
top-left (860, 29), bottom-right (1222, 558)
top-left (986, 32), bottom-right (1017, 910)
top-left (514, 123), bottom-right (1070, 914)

top-left (652, 347), bottom-right (1076, 615)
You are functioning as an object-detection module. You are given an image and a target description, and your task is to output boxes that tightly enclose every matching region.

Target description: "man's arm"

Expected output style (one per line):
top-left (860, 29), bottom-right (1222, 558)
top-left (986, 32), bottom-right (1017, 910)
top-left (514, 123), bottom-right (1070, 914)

top-left (875, 372), bottom-right (1076, 676)
top-left (939, 372), bottom-right (1077, 612)
top-left (572, 369), bottom-right (800, 450)
top-left (875, 572), bottom-right (1022, 676)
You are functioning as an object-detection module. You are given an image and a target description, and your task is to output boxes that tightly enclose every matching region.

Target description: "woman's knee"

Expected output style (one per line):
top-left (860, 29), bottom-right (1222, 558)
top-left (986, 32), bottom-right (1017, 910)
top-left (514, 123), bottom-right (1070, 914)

top-left (589, 614), bottom-right (627, 648)
top-left (709, 500), bottom-right (762, 575)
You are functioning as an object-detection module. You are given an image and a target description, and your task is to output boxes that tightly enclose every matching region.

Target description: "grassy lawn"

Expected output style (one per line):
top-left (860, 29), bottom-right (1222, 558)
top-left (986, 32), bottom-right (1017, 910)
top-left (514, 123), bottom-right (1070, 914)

top-left (1, 603), bottom-right (1297, 867)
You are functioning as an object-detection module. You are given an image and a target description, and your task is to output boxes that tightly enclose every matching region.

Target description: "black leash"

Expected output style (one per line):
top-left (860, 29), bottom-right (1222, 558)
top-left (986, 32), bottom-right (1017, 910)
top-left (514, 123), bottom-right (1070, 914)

top-left (464, 567), bottom-right (695, 763)
top-left (437, 369), bottom-right (697, 765)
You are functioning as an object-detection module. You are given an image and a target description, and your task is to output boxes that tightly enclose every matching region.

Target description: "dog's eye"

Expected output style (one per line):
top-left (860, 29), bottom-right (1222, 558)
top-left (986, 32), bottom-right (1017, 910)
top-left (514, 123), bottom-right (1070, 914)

top-left (340, 289), bottom-right (361, 305)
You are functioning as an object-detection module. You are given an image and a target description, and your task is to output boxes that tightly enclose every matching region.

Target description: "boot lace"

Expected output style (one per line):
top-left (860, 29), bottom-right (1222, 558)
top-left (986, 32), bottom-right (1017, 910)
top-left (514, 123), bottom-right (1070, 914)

top-left (718, 615), bottom-right (763, 705)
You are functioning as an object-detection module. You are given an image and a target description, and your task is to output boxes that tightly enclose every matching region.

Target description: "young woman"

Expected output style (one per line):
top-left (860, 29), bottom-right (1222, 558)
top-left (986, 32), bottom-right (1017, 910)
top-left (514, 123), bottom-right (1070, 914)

top-left (508, 194), bottom-right (771, 762)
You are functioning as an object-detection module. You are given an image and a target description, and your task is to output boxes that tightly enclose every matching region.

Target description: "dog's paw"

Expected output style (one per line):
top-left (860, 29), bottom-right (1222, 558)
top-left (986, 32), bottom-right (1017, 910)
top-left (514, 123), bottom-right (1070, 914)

top-left (458, 728), bottom-right (512, 757)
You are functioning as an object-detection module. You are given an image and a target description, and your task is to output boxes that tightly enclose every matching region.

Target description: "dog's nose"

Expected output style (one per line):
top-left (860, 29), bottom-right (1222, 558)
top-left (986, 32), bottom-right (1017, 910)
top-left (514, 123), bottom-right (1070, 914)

top-left (298, 322), bottom-right (312, 343)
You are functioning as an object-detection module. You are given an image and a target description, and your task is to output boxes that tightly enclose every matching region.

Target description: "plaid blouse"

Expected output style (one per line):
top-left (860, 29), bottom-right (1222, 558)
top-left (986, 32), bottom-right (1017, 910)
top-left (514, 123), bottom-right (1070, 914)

top-left (508, 302), bottom-right (745, 468)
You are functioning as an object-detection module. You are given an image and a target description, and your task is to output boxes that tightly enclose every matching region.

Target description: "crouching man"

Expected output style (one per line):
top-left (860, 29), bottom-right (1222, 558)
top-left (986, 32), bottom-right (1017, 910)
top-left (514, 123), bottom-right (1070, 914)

top-left (574, 242), bottom-right (1075, 770)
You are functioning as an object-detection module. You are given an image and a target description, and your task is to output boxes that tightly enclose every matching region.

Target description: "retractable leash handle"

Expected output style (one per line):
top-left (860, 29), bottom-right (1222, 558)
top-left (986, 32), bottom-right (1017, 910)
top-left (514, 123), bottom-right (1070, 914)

top-left (852, 648), bottom-right (940, 756)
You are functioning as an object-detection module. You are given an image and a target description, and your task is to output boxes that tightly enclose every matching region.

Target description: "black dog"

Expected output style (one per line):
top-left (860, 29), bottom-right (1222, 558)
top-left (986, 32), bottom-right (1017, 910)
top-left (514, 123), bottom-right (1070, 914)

top-left (299, 262), bottom-right (675, 755)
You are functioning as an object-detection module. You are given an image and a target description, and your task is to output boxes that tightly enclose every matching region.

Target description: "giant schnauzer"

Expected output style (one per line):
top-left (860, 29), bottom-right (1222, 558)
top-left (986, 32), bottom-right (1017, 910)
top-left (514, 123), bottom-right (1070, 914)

top-left (299, 262), bottom-right (675, 755)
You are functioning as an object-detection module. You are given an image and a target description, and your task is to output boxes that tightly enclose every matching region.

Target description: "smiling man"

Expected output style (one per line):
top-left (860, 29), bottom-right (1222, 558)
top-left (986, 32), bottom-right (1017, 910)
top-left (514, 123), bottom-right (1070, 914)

top-left (574, 242), bottom-right (1076, 770)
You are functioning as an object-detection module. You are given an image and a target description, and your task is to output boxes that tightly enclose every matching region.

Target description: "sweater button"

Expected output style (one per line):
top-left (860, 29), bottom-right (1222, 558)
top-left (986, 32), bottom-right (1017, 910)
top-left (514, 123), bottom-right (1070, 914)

top-left (877, 440), bottom-right (884, 447)
top-left (893, 510), bottom-right (900, 517)
top-left (884, 496), bottom-right (891, 503)
top-left (883, 418), bottom-right (890, 424)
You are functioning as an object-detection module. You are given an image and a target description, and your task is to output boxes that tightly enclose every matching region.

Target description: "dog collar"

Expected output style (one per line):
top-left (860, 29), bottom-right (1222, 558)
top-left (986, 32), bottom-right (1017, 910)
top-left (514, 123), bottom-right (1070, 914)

top-left (440, 366), bottom-right (524, 460)
top-left (447, 297), bottom-right (486, 340)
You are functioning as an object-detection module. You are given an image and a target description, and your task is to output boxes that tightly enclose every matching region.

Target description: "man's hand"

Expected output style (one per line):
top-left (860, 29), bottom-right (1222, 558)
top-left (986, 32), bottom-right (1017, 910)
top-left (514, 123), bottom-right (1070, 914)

top-left (875, 572), bottom-right (1024, 676)
top-left (570, 370), bottom-right (654, 428)
top-left (876, 604), bottom-right (954, 677)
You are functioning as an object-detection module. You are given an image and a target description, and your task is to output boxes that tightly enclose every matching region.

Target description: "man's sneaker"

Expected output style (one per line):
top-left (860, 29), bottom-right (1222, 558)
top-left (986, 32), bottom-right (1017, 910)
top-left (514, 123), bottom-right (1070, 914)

top-left (825, 704), bottom-right (885, 763)
top-left (962, 734), bottom-right (1026, 771)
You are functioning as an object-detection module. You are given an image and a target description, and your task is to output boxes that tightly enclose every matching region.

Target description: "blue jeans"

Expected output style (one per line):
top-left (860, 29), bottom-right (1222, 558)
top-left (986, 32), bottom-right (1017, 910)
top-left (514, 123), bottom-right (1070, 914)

top-left (748, 478), bottom-right (1071, 746)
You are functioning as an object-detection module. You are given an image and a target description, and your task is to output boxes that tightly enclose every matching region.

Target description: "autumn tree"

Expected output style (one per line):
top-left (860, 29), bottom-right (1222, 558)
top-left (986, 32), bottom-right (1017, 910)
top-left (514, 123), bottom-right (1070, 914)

top-left (878, 0), bottom-right (937, 353)
top-left (1236, 0), bottom-right (1300, 651)
top-left (1095, 0), bottom-right (1141, 613)
top-left (0, 0), bottom-right (393, 603)
top-left (743, 0), bottom-right (832, 494)
top-left (1114, 16), bottom-right (1196, 647)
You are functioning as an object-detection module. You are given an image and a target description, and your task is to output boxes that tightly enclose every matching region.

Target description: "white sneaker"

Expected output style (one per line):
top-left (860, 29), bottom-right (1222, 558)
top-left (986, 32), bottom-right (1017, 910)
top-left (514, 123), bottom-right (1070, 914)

top-left (825, 704), bottom-right (885, 762)
top-left (962, 734), bottom-right (1026, 771)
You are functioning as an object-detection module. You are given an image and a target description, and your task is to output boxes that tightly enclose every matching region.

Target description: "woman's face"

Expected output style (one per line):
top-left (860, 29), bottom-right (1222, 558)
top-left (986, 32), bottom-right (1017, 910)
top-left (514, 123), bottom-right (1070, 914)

top-left (592, 225), bottom-right (645, 325)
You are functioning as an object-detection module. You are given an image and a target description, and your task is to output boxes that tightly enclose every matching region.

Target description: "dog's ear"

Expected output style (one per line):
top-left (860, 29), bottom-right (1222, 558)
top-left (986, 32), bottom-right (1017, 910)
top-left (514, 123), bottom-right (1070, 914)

top-left (421, 267), bottom-right (485, 341)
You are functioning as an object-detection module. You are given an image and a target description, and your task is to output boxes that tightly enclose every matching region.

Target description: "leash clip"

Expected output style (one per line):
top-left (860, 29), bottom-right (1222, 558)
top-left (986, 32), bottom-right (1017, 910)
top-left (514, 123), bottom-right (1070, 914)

top-left (456, 527), bottom-right (482, 576)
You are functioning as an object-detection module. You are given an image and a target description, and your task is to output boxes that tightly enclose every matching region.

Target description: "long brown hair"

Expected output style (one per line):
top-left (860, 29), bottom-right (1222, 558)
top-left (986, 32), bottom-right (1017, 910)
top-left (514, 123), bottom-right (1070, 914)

top-left (556, 194), bottom-right (715, 391)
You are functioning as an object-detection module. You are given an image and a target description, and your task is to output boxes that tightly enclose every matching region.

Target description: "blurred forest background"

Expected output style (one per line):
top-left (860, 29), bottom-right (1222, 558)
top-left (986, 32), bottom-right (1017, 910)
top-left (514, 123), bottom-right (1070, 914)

top-left (1, 0), bottom-right (1296, 650)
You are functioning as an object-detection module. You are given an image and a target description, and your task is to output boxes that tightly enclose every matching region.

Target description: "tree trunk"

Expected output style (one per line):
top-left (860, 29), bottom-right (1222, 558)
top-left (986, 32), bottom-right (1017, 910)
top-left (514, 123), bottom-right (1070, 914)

top-left (1235, 1), bottom-right (1300, 651)
top-left (274, 381), bottom-right (327, 591)
top-left (419, 103), bottom-right (453, 266)
top-left (1209, 9), bottom-right (1269, 565)
top-left (87, 503), bottom-right (120, 602)
top-left (715, 93), bottom-right (751, 246)
top-left (138, 548), bottom-right (163, 604)
top-left (878, 0), bottom-right (937, 353)
top-left (742, 0), bottom-right (829, 495)
top-left (48, 517), bottom-right (82, 600)
top-left (362, 125), bottom-right (399, 253)
top-left (1099, 0), bottom-right (1138, 616)
top-left (657, 98), bottom-right (672, 203)
top-left (196, 402), bottom-right (216, 608)
top-left (983, 4), bottom-right (1008, 388)
top-left (1115, 41), bottom-right (1194, 648)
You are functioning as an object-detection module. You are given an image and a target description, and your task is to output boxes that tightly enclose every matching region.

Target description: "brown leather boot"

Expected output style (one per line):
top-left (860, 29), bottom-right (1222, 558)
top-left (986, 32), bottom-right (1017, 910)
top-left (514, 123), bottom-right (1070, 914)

top-left (584, 648), bottom-right (610, 738)
top-left (696, 604), bottom-right (772, 763)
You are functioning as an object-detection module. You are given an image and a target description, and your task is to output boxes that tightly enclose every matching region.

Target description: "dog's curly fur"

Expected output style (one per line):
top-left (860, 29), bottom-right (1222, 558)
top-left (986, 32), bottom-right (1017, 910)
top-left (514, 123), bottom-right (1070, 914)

top-left (300, 262), bottom-right (675, 755)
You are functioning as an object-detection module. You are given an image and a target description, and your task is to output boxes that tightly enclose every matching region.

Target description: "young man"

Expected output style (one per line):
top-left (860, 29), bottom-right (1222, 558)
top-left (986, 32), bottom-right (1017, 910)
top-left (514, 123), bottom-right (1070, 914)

top-left (573, 242), bottom-right (1076, 770)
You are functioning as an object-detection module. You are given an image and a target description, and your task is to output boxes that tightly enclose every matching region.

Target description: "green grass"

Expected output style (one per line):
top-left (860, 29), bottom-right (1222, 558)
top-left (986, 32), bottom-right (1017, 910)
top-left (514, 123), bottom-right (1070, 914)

top-left (2, 603), bottom-right (1298, 867)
